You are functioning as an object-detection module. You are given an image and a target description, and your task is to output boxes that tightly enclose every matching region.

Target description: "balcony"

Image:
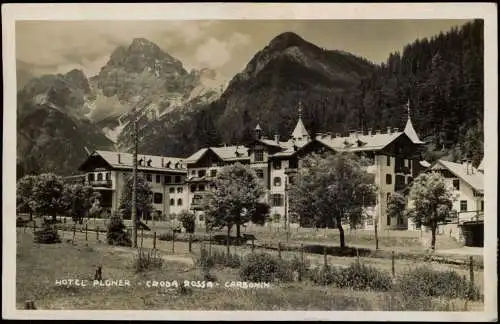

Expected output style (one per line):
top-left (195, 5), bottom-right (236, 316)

top-left (88, 180), bottom-right (112, 188)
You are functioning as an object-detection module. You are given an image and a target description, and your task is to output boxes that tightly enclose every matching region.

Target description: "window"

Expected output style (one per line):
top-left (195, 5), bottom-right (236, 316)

top-left (165, 175), bottom-right (172, 184)
top-left (271, 194), bottom-right (284, 207)
top-left (210, 169), bottom-right (217, 177)
top-left (177, 187), bottom-right (183, 193)
top-left (386, 193), bottom-right (391, 207)
top-left (88, 173), bottom-right (95, 181)
top-left (191, 170), bottom-right (196, 175)
top-left (273, 159), bottom-right (282, 170)
top-left (146, 174), bottom-right (152, 182)
top-left (386, 156), bottom-right (391, 166)
top-left (481, 200), bottom-right (484, 211)
top-left (198, 184), bottom-right (205, 192)
top-left (169, 187), bottom-right (175, 193)
top-left (255, 169), bottom-right (264, 179)
top-left (170, 198), bottom-right (175, 206)
top-left (198, 170), bottom-right (206, 177)
top-left (288, 175), bottom-right (296, 185)
top-left (154, 193), bottom-right (163, 204)
top-left (190, 185), bottom-right (197, 193)
top-left (273, 177), bottom-right (282, 187)
top-left (177, 198), bottom-right (183, 206)
top-left (386, 174), bottom-right (392, 185)
top-left (156, 175), bottom-right (161, 183)
top-left (174, 175), bottom-right (181, 183)
top-left (452, 179), bottom-right (460, 191)
top-left (106, 172), bottom-right (111, 181)
top-left (97, 173), bottom-right (103, 181)
top-left (255, 150), bottom-right (264, 162)
top-left (460, 200), bottom-right (467, 212)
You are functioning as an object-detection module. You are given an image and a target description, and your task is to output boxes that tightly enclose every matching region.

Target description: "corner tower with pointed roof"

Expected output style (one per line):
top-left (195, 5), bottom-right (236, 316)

top-left (291, 101), bottom-right (310, 146)
top-left (403, 100), bottom-right (424, 144)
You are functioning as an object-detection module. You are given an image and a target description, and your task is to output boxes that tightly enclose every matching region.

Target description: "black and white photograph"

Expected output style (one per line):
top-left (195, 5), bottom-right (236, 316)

top-left (2, 3), bottom-right (497, 321)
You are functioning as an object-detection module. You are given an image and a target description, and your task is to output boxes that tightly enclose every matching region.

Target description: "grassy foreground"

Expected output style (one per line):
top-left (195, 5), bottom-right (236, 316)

top-left (16, 230), bottom-right (482, 311)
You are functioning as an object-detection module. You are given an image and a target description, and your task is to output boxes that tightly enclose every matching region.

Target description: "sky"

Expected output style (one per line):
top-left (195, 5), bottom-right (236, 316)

top-left (16, 19), bottom-right (471, 80)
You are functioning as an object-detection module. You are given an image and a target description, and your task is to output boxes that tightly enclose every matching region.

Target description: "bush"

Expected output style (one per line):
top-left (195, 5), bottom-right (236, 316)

top-left (34, 225), bottom-right (61, 244)
top-left (309, 262), bottom-right (393, 291)
top-left (133, 248), bottom-right (163, 273)
top-left (196, 247), bottom-right (242, 270)
top-left (178, 210), bottom-right (195, 233)
top-left (239, 252), bottom-right (292, 283)
top-left (397, 266), bottom-right (481, 301)
top-left (106, 215), bottom-right (132, 247)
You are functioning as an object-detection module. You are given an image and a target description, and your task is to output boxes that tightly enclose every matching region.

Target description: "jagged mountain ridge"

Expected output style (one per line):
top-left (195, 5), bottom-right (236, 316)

top-left (17, 38), bottom-right (226, 176)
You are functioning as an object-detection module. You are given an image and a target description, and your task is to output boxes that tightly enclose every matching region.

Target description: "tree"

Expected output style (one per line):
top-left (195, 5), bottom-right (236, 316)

top-left (250, 202), bottom-right (271, 225)
top-left (289, 152), bottom-right (377, 249)
top-left (406, 172), bottom-right (453, 250)
top-left (119, 173), bottom-right (153, 222)
top-left (62, 184), bottom-right (100, 224)
top-left (16, 174), bottom-right (37, 220)
top-left (29, 173), bottom-right (66, 221)
top-left (178, 210), bottom-right (195, 233)
top-left (386, 192), bottom-right (407, 227)
top-left (203, 163), bottom-right (266, 240)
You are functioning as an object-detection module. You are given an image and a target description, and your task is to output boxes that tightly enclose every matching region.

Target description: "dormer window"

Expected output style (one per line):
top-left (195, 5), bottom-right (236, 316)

top-left (147, 159), bottom-right (152, 166)
top-left (138, 158), bottom-right (144, 165)
top-left (166, 161), bottom-right (171, 168)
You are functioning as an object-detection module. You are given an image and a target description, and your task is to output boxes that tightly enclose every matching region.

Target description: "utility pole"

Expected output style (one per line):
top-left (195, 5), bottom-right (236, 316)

top-left (131, 107), bottom-right (138, 248)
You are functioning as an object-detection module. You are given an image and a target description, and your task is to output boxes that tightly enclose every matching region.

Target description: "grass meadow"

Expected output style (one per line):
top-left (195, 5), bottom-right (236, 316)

top-left (16, 226), bottom-right (484, 311)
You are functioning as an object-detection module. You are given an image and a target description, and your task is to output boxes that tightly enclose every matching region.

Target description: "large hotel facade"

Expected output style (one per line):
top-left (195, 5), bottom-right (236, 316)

top-left (73, 102), bottom-right (482, 232)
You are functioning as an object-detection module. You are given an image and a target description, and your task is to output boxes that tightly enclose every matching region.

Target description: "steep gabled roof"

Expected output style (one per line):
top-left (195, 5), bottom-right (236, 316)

top-left (431, 160), bottom-right (484, 192)
top-left (315, 131), bottom-right (404, 152)
top-left (404, 118), bottom-right (424, 144)
top-left (211, 146), bottom-right (250, 161)
top-left (79, 150), bottom-right (187, 173)
top-left (184, 146), bottom-right (250, 164)
top-left (291, 117), bottom-right (310, 141)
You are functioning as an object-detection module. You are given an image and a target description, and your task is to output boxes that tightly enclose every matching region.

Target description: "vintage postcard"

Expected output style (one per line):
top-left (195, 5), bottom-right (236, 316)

top-left (2, 3), bottom-right (497, 321)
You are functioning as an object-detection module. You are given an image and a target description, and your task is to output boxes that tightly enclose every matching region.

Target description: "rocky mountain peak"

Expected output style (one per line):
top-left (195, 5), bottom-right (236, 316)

top-left (267, 31), bottom-right (310, 51)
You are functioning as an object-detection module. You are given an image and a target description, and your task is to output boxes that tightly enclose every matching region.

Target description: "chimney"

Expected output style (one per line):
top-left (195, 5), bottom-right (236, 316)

top-left (368, 128), bottom-right (373, 136)
top-left (335, 133), bottom-right (341, 138)
top-left (387, 127), bottom-right (392, 134)
top-left (393, 128), bottom-right (399, 133)
top-left (375, 129), bottom-right (381, 135)
top-left (349, 130), bottom-right (357, 137)
top-left (161, 157), bottom-right (164, 167)
top-left (118, 153), bottom-right (121, 164)
top-left (274, 134), bottom-right (280, 144)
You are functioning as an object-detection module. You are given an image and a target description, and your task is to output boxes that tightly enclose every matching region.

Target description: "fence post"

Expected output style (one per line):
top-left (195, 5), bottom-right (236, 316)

top-left (140, 228), bottom-right (144, 249)
top-left (226, 235), bottom-right (230, 256)
top-left (209, 233), bottom-right (212, 256)
top-left (72, 225), bottom-right (76, 244)
top-left (33, 221), bottom-right (36, 234)
top-left (172, 230), bottom-right (175, 253)
top-left (188, 233), bottom-right (192, 253)
top-left (85, 224), bottom-right (88, 241)
top-left (278, 242), bottom-right (282, 259)
top-left (391, 251), bottom-right (396, 277)
top-left (251, 238), bottom-right (255, 252)
top-left (299, 243), bottom-right (304, 282)
top-left (356, 247), bottom-right (360, 264)
top-left (469, 256), bottom-right (474, 286)
top-left (96, 226), bottom-right (99, 241)
top-left (323, 247), bottom-right (328, 268)
top-left (153, 232), bottom-right (157, 249)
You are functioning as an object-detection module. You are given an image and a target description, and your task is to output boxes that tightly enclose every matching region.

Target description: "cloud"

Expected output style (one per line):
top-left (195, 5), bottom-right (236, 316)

top-left (193, 32), bottom-right (251, 70)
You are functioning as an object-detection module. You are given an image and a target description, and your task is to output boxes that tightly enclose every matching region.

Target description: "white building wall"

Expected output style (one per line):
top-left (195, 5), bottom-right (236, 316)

top-left (269, 159), bottom-right (288, 225)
